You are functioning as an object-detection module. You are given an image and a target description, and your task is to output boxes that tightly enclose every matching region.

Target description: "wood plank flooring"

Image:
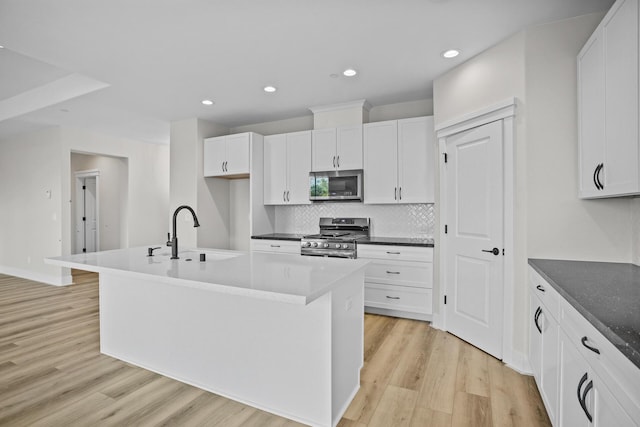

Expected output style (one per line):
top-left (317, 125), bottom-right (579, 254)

top-left (0, 271), bottom-right (551, 426)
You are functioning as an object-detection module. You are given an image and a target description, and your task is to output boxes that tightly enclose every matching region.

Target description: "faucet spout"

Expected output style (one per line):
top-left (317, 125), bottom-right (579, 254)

top-left (169, 205), bottom-right (200, 259)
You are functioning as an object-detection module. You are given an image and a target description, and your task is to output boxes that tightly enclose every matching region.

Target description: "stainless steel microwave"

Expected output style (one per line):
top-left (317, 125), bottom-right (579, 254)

top-left (309, 170), bottom-right (363, 202)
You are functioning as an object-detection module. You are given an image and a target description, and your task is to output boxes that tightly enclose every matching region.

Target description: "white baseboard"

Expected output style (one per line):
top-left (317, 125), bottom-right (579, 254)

top-left (0, 265), bottom-right (72, 286)
top-left (504, 348), bottom-right (532, 375)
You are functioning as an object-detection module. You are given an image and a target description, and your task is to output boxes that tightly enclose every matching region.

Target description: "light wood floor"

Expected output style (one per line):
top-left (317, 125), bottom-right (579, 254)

top-left (0, 271), bottom-right (550, 426)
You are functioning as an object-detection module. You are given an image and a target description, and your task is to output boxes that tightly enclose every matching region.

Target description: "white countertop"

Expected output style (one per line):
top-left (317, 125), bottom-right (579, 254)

top-left (46, 247), bottom-right (368, 305)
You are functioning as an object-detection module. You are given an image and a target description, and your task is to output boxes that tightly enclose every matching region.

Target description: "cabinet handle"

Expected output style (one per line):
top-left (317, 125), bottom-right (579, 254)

top-left (399, 187), bottom-right (402, 200)
top-left (593, 164), bottom-right (599, 190)
top-left (596, 163), bottom-right (604, 190)
top-left (337, 155), bottom-right (340, 168)
top-left (394, 187), bottom-right (397, 200)
top-left (581, 336), bottom-right (601, 355)
top-left (283, 191), bottom-right (286, 202)
top-left (333, 156), bottom-right (336, 168)
top-left (386, 251), bottom-right (401, 255)
top-left (534, 307), bottom-right (542, 334)
top-left (385, 296), bottom-right (400, 300)
top-left (286, 191), bottom-right (290, 202)
top-left (222, 161), bottom-right (225, 172)
top-left (536, 284), bottom-right (546, 293)
top-left (270, 244), bottom-right (280, 248)
top-left (385, 270), bottom-right (401, 275)
top-left (577, 373), bottom-right (593, 422)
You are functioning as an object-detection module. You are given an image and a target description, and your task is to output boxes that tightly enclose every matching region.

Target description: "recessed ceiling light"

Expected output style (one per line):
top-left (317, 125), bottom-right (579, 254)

top-left (201, 99), bottom-right (214, 106)
top-left (0, 45), bottom-right (4, 49)
top-left (441, 49), bottom-right (460, 59)
top-left (329, 73), bottom-right (339, 79)
top-left (343, 68), bottom-right (357, 77)
top-left (263, 86), bottom-right (277, 93)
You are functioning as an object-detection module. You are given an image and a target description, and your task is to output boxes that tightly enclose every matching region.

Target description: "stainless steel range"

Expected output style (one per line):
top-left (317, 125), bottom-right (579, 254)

top-left (300, 217), bottom-right (370, 258)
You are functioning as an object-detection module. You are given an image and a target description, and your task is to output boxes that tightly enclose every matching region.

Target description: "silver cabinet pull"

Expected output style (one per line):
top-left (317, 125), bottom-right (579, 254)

top-left (222, 161), bottom-right (225, 172)
top-left (270, 244), bottom-right (280, 248)
top-left (337, 155), bottom-right (340, 168)
top-left (399, 187), bottom-right (402, 200)
top-left (386, 251), bottom-right (401, 255)
top-left (385, 296), bottom-right (400, 300)
top-left (283, 191), bottom-right (286, 202)
top-left (286, 191), bottom-right (290, 202)
top-left (386, 270), bottom-right (400, 275)
top-left (333, 156), bottom-right (336, 168)
top-left (394, 187), bottom-right (397, 200)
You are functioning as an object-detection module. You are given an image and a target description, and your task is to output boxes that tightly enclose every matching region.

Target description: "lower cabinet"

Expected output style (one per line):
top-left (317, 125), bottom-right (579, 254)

top-left (250, 239), bottom-right (300, 254)
top-left (528, 266), bottom-right (639, 426)
top-left (358, 244), bottom-right (433, 321)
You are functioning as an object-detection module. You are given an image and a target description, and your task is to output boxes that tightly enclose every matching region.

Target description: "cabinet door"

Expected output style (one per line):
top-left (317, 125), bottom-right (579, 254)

top-left (540, 309), bottom-right (560, 425)
top-left (530, 295), bottom-right (543, 385)
top-left (578, 32), bottom-right (606, 198)
top-left (286, 131), bottom-right (312, 205)
top-left (364, 120), bottom-right (398, 204)
top-left (398, 116), bottom-right (433, 203)
top-left (559, 332), bottom-right (592, 427)
top-left (592, 372), bottom-right (636, 427)
top-left (311, 128), bottom-right (336, 171)
top-left (336, 124), bottom-right (363, 170)
top-left (264, 134), bottom-right (288, 204)
top-left (225, 133), bottom-right (250, 175)
top-left (602, 0), bottom-right (639, 196)
top-left (203, 137), bottom-right (227, 177)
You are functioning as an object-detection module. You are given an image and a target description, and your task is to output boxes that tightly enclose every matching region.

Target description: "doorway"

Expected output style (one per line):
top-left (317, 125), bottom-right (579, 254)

top-left (75, 171), bottom-right (99, 254)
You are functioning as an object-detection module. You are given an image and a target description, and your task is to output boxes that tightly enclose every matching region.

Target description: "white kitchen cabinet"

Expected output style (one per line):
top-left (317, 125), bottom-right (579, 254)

top-left (529, 272), bottom-right (560, 425)
top-left (264, 131), bottom-right (311, 205)
top-left (250, 239), bottom-right (300, 254)
top-left (204, 133), bottom-right (251, 177)
top-left (529, 266), bottom-right (640, 426)
top-left (312, 125), bottom-right (363, 171)
top-left (578, 0), bottom-right (639, 198)
top-left (364, 116), bottom-right (434, 204)
top-left (359, 244), bottom-right (433, 321)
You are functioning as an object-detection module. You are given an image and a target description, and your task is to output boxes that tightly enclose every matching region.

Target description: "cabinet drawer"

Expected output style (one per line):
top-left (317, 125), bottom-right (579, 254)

top-left (529, 267), bottom-right (561, 321)
top-left (364, 283), bottom-right (432, 314)
top-left (358, 244), bottom-right (433, 262)
top-left (365, 262), bottom-right (432, 289)
top-left (250, 239), bottom-right (300, 254)
top-left (561, 300), bottom-right (640, 422)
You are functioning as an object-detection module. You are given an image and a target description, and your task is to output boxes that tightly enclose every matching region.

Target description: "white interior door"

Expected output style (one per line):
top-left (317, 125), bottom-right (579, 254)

top-left (75, 174), bottom-right (98, 254)
top-left (443, 120), bottom-right (504, 359)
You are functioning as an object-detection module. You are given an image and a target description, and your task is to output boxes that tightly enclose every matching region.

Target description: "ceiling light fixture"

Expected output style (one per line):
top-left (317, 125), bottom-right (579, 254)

top-left (441, 49), bottom-right (460, 59)
top-left (343, 68), bottom-right (357, 77)
top-left (201, 99), bottom-right (214, 106)
top-left (263, 86), bottom-right (277, 93)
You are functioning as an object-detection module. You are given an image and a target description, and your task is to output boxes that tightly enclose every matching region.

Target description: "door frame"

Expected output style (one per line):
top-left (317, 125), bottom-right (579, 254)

top-left (434, 98), bottom-right (517, 367)
top-left (74, 169), bottom-right (100, 254)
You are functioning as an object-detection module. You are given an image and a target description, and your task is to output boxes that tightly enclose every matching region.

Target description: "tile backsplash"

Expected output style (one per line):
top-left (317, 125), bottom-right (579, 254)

top-left (275, 203), bottom-right (434, 238)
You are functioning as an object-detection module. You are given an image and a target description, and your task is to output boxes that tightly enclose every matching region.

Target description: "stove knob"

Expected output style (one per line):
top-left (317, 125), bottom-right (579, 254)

top-left (311, 242), bottom-right (318, 248)
top-left (335, 243), bottom-right (341, 249)
top-left (342, 244), bottom-right (349, 249)
top-left (323, 243), bottom-right (330, 248)
top-left (301, 242), bottom-right (310, 248)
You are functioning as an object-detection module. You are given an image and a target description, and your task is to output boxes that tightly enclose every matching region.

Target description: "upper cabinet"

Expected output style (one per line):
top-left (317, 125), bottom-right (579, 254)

top-left (578, 0), bottom-right (639, 198)
top-left (204, 133), bottom-right (251, 178)
top-left (364, 116), bottom-right (435, 204)
top-left (264, 131), bottom-right (312, 205)
top-left (311, 125), bottom-right (363, 171)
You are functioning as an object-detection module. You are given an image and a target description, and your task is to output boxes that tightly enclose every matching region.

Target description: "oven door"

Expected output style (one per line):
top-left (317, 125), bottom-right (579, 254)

top-left (300, 247), bottom-right (356, 258)
top-left (309, 170), bottom-right (363, 201)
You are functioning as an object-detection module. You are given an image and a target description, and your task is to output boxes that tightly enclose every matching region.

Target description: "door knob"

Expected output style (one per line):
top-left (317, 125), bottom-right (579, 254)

top-left (482, 247), bottom-right (500, 256)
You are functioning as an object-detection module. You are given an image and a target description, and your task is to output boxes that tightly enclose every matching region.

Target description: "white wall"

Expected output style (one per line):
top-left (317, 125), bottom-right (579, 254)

top-left (369, 99), bottom-right (433, 122)
top-left (433, 13), bottom-right (621, 360)
top-left (230, 115), bottom-right (314, 136)
top-left (0, 128), bottom-right (66, 284)
top-left (633, 200), bottom-right (640, 265)
top-left (70, 153), bottom-right (127, 253)
top-left (0, 126), bottom-right (169, 285)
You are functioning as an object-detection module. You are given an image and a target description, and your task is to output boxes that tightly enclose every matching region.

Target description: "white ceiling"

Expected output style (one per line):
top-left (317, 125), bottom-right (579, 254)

top-left (0, 0), bottom-right (613, 144)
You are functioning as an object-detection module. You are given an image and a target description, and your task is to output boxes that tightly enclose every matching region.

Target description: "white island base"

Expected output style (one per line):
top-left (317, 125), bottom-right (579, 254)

top-left (99, 267), bottom-right (364, 427)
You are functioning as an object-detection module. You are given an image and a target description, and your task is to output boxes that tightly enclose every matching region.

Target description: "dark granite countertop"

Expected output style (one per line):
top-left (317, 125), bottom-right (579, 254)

top-left (251, 233), bottom-right (304, 241)
top-left (359, 237), bottom-right (435, 247)
top-left (529, 259), bottom-right (640, 370)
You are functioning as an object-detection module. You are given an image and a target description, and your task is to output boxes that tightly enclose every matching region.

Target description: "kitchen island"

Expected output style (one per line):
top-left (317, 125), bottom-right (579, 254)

top-left (46, 247), bottom-right (367, 427)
